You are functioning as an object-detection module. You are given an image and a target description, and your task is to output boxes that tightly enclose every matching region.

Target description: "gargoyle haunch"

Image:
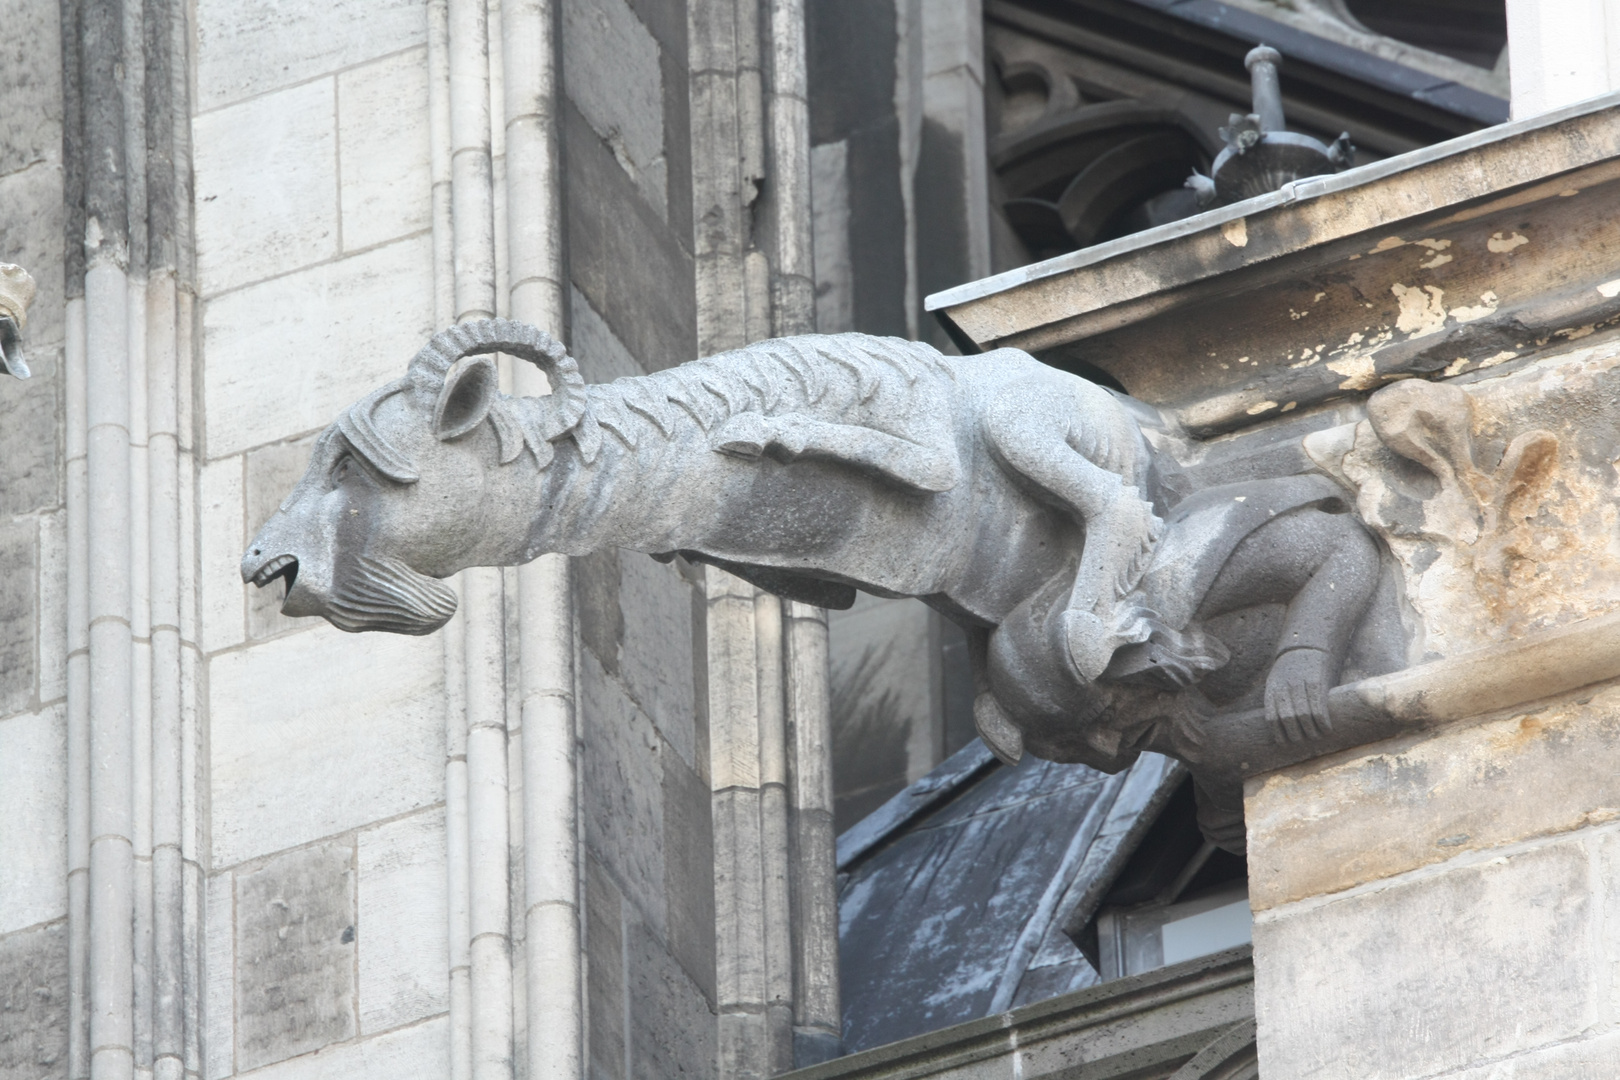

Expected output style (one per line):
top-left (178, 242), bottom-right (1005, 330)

top-left (243, 319), bottom-right (1385, 846)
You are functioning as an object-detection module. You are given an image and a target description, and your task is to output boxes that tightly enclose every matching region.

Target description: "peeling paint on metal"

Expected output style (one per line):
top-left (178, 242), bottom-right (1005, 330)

top-left (1450, 291), bottom-right (1500, 322)
top-left (1487, 231), bottom-right (1529, 253)
top-left (1222, 218), bottom-right (1249, 248)
top-left (1392, 283), bottom-right (1448, 337)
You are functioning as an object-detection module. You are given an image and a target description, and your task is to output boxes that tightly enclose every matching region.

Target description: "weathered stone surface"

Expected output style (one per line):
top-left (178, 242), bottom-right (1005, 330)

top-left (565, 101), bottom-right (696, 370)
top-left (35, 511), bottom-right (64, 703)
top-left (0, 706), bottom-right (65, 934)
top-left (571, 286), bottom-right (647, 383)
top-left (198, 455), bottom-right (245, 654)
top-left (627, 916), bottom-right (717, 1080)
top-left (356, 809), bottom-right (447, 1034)
top-left (0, 0), bottom-right (61, 179)
top-left (562, 0), bottom-right (667, 219)
top-left (581, 648), bottom-right (667, 938)
top-left (206, 871), bottom-right (236, 1080)
top-left (662, 749), bottom-right (716, 1007)
top-left (194, 0), bottom-right (425, 111)
top-left (575, 547), bottom-right (624, 677)
top-left (337, 50), bottom-right (431, 253)
top-left (209, 624), bottom-right (443, 867)
top-left (619, 553), bottom-right (698, 770)
top-left (235, 839), bottom-right (357, 1071)
top-left (0, 344), bottom-right (60, 519)
top-left (587, 855), bottom-right (627, 1080)
top-left (1248, 683), bottom-right (1620, 910)
top-left (0, 152), bottom-right (66, 348)
top-left (1252, 832), bottom-right (1596, 1080)
top-left (203, 233), bottom-right (433, 458)
top-left (0, 519), bottom-right (35, 717)
top-left (229, 1015), bottom-right (448, 1080)
top-left (245, 437), bottom-right (317, 640)
top-left (193, 78), bottom-right (339, 296)
top-left (0, 921), bottom-right (67, 1079)
top-left (1443, 1030), bottom-right (1620, 1080)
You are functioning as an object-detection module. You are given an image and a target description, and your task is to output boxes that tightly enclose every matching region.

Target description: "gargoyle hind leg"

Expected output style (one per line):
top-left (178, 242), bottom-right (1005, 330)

top-left (983, 378), bottom-right (1162, 681)
top-left (1196, 508), bottom-right (1380, 744)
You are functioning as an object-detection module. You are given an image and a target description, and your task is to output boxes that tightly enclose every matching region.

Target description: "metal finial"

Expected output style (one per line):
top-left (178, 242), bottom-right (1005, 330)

top-left (1245, 45), bottom-right (1287, 134)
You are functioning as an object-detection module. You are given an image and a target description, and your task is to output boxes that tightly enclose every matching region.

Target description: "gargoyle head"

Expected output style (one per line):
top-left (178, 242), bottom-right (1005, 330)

top-left (241, 319), bottom-right (584, 634)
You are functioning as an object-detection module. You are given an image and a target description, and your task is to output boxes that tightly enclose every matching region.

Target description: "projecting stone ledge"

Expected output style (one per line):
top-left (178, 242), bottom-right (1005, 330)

top-left (781, 946), bottom-right (1256, 1080)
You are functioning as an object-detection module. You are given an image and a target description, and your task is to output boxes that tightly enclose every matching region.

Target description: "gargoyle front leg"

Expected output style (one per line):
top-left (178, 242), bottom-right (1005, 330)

top-left (982, 379), bottom-right (1162, 680)
top-left (711, 411), bottom-right (962, 493)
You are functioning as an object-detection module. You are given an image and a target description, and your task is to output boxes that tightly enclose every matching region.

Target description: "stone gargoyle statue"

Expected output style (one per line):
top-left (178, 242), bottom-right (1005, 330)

top-left (243, 319), bottom-right (1384, 848)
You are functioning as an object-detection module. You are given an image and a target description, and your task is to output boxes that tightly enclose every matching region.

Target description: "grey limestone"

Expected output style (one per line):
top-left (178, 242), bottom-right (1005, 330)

top-left (626, 916), bottom-right (717, 1080)
top-left (562, 0), bottom-right (668, 220)
top-left (0, 343), bottom-right (61, 518)
top-left (0, 920), bottom-right (68, 1079)
top-left (193, 0), bottom-right (425, 112)
top-left (0, 518), bottom-right (36, 716)
top-left (1252, 832), bottom-right (1597, 1079)
top-left (564, 101), bottom-right (696, 372)
top-left (581, 648), bottom-right (669, 940)
top-left (586, 856), bottom-right (627, 1080)
top-left (234, 840), bottom-right (357, 1072)
top-left (662, 748), bottom-right (717, 1008)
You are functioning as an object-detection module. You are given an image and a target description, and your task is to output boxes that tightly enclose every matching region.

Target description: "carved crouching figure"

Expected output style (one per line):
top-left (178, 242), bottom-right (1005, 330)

top-left (243, 320), bottom-right (1382, 849)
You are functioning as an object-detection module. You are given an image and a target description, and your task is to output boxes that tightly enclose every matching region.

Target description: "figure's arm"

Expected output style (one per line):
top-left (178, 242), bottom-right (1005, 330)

top-left (710, 411), bottom-right (961, 493)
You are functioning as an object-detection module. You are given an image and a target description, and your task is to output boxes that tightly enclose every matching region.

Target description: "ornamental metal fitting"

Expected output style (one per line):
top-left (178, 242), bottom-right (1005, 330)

top-left (1186, 45), bottom-right (1354, 209)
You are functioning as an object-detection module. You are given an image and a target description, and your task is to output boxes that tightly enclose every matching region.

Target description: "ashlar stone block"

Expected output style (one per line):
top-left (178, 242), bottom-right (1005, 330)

top-left (0, 0), bottom-right (61, 179)
top-left (195, 0), bottom-right (425, 111)
top-left (587, 855), bottom-right (627, 1080)
top-left (202, 233), bottom-right (434, 458)
top-left (627, 916), bottom-right (717, 1080)
top-left (208, 623), bottom-right (444, 867)
top-left (561, 0), bottom-right (667, 219)
top-left (356, 809), bottom-right (448, 1034)
top-left (1248, 685), bottom-right (1620, 910)
top-left (0, 518), bottom-right (36, 717)
top-left (0, 921), bottom-right (67, 1079)
top-left (197, 455), bottom-right (245, 655)
top-left (235, 839), bottom-right (357, 1072)
top-left (206, 871), bottom-right (235, 1080)
top-left (193, 78), bottom-right (339, 297)
top-left (618, 552), bottom-right (697, 771)
top-left (337, 50), bottom-right (431, 253)
top-left (231, 1017), bottom-right (448, 1080)
top-left (581, 649), bottom-right (668, 940)
top-left (1253, 833), bottom-right (1597, 1080)
top-left (0, 706), bottom-right (66, 935)
top-left (0, 339), bottom-right (61, 519)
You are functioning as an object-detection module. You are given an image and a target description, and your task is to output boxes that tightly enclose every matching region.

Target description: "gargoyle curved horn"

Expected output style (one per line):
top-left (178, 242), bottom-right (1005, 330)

top-left (406, 317), bottom-right (588, 441)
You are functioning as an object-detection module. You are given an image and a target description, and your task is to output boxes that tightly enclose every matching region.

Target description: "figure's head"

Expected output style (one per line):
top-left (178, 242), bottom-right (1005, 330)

top-left (241, 319), bottom-right (587, 634)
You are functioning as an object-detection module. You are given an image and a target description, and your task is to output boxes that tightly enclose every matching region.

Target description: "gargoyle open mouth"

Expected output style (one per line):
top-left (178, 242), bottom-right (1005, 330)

top-left (250, 554), bottom-right (299, 597)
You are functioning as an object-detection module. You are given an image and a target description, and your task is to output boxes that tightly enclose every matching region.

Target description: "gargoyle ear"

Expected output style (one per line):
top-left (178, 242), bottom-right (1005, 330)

top-left (434, 355), bottom-right (499, 441)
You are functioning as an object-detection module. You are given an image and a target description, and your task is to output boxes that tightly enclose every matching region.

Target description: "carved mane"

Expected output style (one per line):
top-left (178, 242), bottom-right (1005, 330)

top-left (523, 331), bottom-right (957, 465)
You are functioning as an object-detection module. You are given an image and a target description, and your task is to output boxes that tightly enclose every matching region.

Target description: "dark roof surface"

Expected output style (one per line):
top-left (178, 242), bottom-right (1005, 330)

top-left (836, 741), bottom-right (1183, 1053)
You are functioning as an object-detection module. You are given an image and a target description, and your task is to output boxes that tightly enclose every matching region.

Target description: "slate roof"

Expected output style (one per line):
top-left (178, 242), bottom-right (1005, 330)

top-left (836, 741), bottom-right (1183, 1053)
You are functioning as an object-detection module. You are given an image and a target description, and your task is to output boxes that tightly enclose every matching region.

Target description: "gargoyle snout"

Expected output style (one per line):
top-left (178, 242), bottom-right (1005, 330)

top-left (241, 514), bottom-right (301, 596)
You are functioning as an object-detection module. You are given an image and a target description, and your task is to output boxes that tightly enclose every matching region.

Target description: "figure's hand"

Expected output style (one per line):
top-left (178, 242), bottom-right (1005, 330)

top-left (1265, 647), bottom-right (1333, 744)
